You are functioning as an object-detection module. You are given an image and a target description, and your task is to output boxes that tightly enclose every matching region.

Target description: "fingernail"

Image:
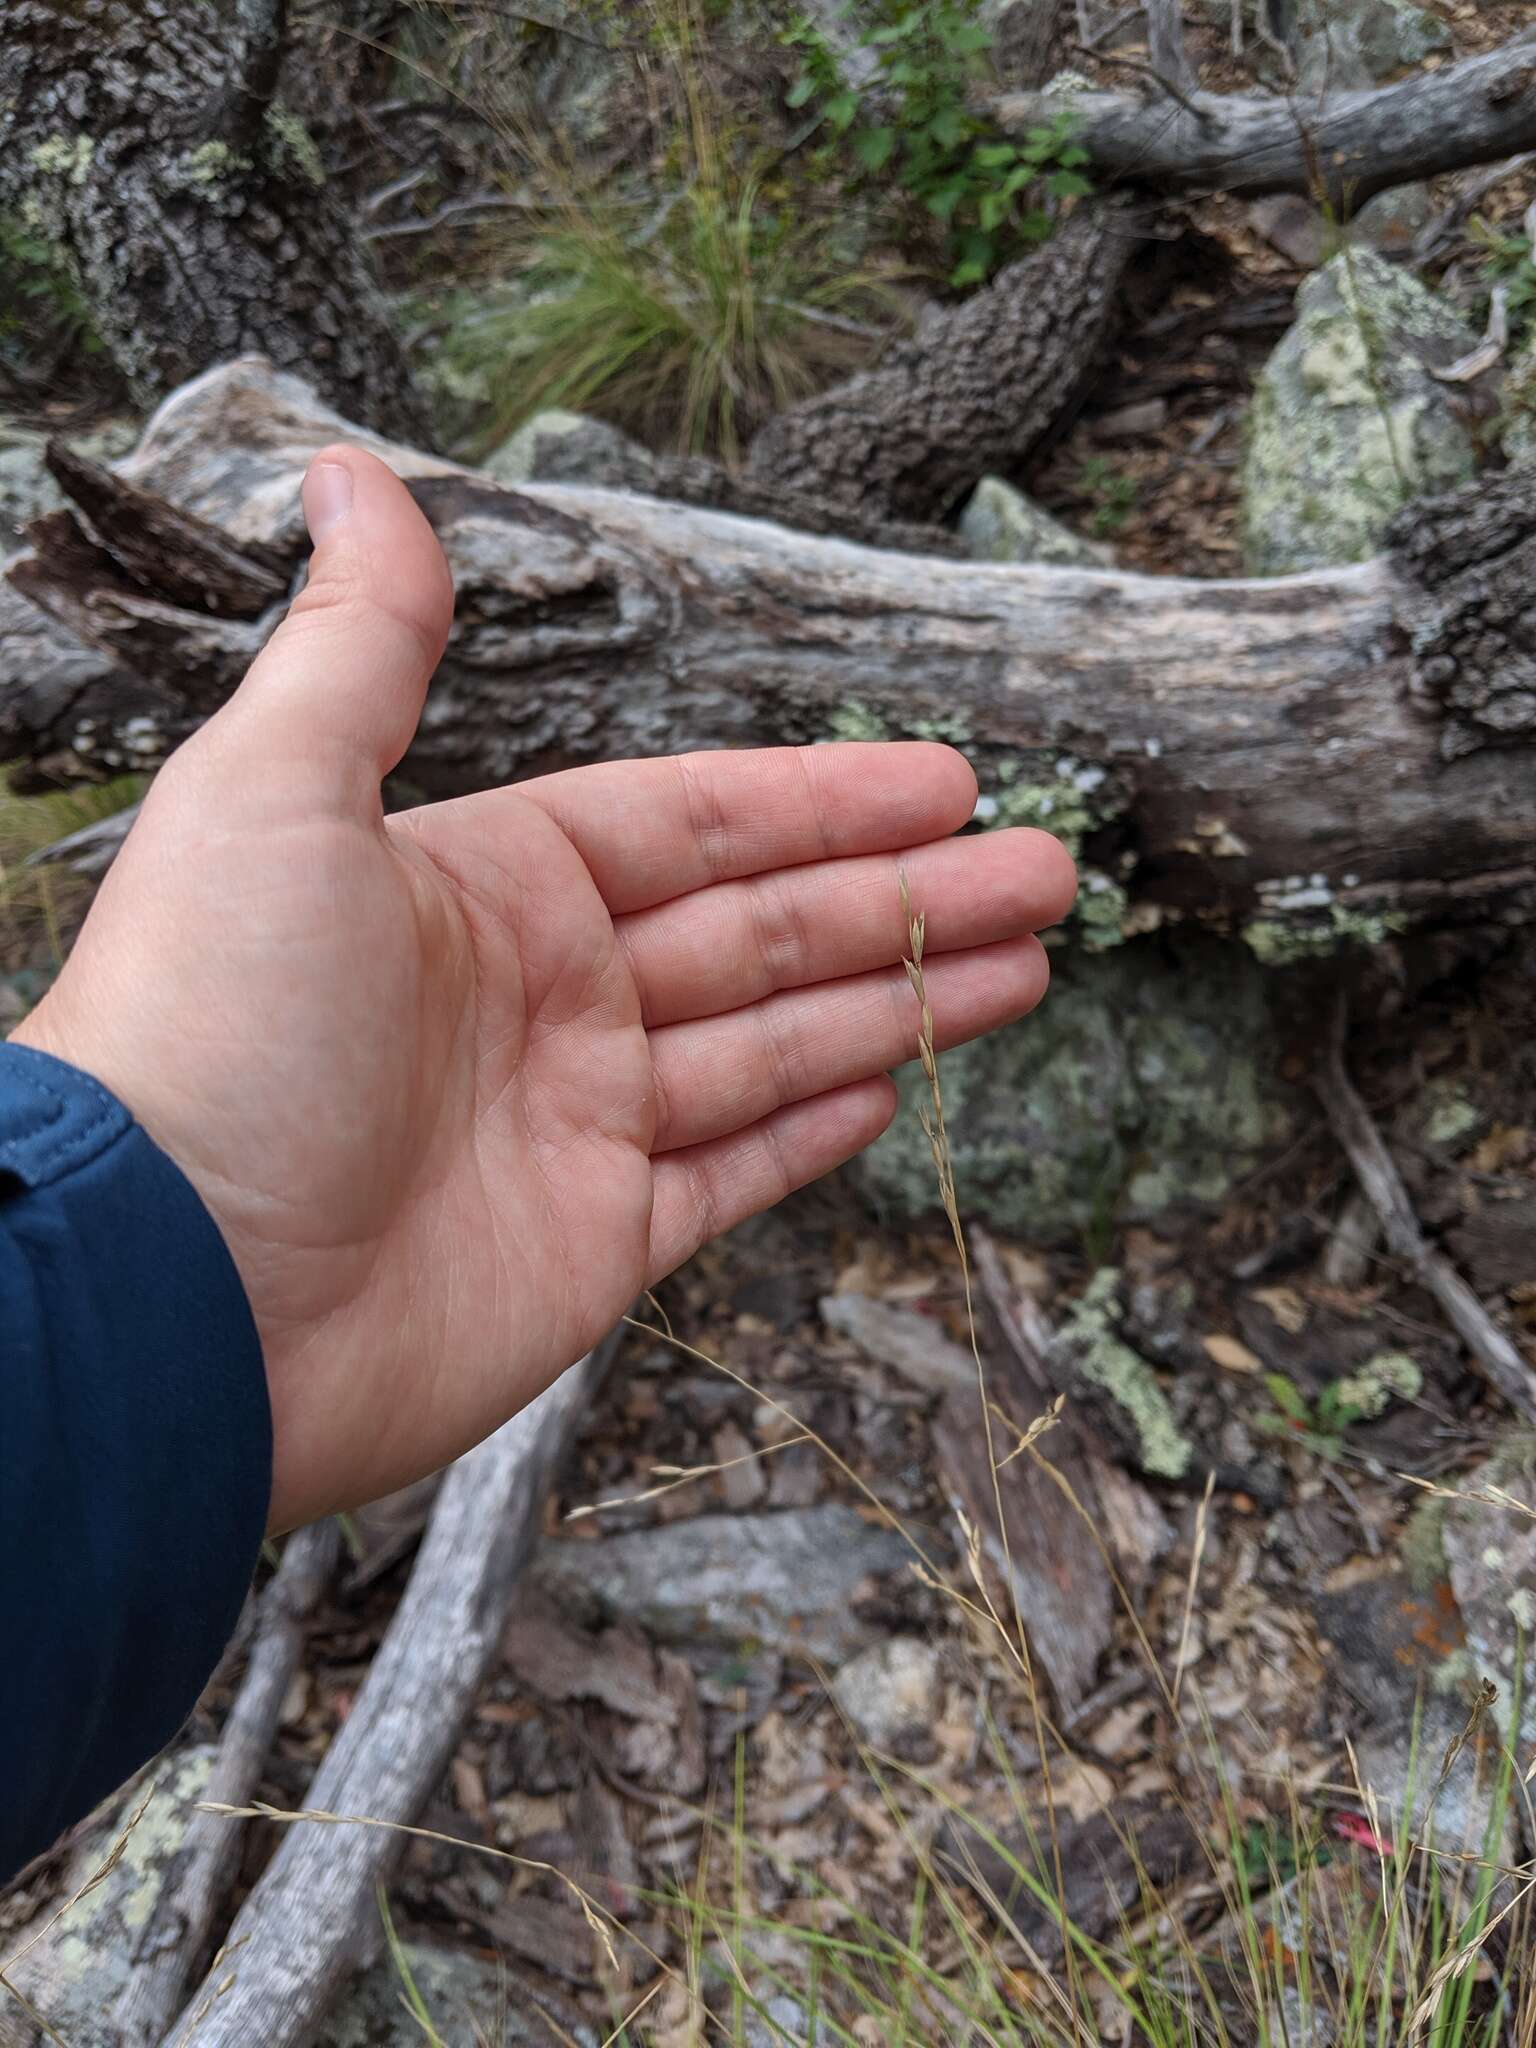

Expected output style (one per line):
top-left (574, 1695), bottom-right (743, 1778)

top-left (302, 459), bottom-right (353, 544)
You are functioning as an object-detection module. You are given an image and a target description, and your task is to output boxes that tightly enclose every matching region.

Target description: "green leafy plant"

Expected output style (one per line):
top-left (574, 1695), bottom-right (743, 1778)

top-left (1077, 455), bottom-right (1138, 536)
top-left (1256, 1353), bottom-right (1420, 1458)
top-left (783, 2), bottom-right (1092, 285)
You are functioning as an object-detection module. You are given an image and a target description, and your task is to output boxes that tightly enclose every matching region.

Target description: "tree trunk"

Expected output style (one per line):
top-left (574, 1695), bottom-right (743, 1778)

top-left (741, 199), bottom-right (1140, 524)
top-left (0, 0), bottom-right (425, 439)
top-left (5, 356), bottom-right (1536, 954)
top-left (991, 28), bottom-right (1536, 203)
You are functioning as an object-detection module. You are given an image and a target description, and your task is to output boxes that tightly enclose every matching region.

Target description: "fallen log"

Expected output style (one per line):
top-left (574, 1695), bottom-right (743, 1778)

top-left (992, 29), bottom-right (1536, 204)
top-left (165, 1333), bottom-right (620, 2048)
top-left (4, 356), bottom-right (1536, 950)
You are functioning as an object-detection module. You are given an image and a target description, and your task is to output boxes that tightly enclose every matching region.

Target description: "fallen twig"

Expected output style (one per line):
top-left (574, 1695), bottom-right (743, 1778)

top-left (116, 1519), bottom-right (343, 2047)
top-left (1315, 999), bottom-right (1536, 1429)
top-left (163, 1334), bottom-right (621, 2047)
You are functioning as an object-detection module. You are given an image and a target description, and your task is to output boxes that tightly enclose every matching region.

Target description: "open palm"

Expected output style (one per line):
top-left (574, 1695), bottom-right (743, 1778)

top-left (16, 450), bottom-right (1076, 1529)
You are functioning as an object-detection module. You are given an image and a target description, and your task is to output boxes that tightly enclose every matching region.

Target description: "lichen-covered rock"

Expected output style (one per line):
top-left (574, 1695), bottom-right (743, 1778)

top-left (858, 936), bottom-right (1293, 1244)
top-left (0, 1748), bottom-right (215, 2048)
top-left (957, 475), bottom-right (1108, 567)
top-left (0, 1746), bottom-right (590, 2048)
top-left (479, 408), bottom-right (657, 491)
top-left (1242, 250), bottom-right (1477, 575)
top-left (1289, 0), bottom-right (1448, 87)
top-left (1199, 0), bottom-right (1447, 87)
top-left (1442, 1432), bottom-right (1536, 1755)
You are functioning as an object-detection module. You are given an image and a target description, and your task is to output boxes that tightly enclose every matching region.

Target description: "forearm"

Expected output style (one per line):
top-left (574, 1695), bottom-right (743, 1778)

top-left (0, 1041), bottom-right (271, 1878)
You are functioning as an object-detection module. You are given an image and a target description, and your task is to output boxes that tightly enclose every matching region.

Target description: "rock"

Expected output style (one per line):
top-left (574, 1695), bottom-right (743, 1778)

top-left (1313, 1570), bottom-right (1515, 1856)
top-left (1199, 0), bottom-right (1447, 87)
top-left (530, 1506), bottom-right (914, 1662)
top-left (829, 1636), bottom-right (942, 1751)
top-left (859, 935), bottom-right (1294, 1244)
top-left (744, 1994), bottom-right (810, 2046)
top-left (1289, 0), bottom-right (1448, 89)
top-left (1441, 1432), bottom-right (1536, 1757)
top-left (820, 1291), bottom-right (977, 1395)
top-left (1349, 183), bottom-right (1434, 257)
top-left (0, 1745), bottom-right (592, 2048)
top-left (318, 1944), bottom-right (591, 2047)
top-left (1249, 195), bottom-right (1328, 269)
top-left (1242, 250), bottom-right (1478, 574)
top-left (0, 416), bottom-right (138, 548)
top-left (958, 475), bottom-right (1108, 567)
top-left (0, 1747), bottom-right (216, 2048)
top-left (479, 408), bottom-right (657, 491)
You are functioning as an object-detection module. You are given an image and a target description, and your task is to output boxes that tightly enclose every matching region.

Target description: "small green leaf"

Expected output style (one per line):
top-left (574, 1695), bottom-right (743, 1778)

top-left (1046, 169), bottom-right (1093, 199)
top-left (1263, 1373), bottom-right (1311, 1421)
top-left (852, 125), bottom-right (896, 170)
top-left (785, 74), bottom-right (818, 108)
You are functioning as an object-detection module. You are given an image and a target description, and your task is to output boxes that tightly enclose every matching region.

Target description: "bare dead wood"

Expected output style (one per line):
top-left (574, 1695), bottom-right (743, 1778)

top-left (993, 29), bottom-right (1536, 204)
top-left (1314, 1006), bottom-right (1536, 1430)
top-left (165, 1336), bottom-right (620, 2048)
top-left (115, 1520), bottom-right (343, 2048)
top-left (1142, 0), bottom-right (1196, 95)
top-left (6, 358), bottom-right (1536, 949)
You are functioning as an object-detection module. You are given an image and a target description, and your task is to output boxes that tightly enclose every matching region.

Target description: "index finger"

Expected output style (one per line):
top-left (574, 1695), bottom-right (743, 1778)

top-left (516, 743), bottom-right (979, 915)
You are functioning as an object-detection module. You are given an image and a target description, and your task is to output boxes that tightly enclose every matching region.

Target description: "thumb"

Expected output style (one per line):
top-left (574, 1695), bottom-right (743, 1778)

top-left (214, 445), bottom-right (455, 814)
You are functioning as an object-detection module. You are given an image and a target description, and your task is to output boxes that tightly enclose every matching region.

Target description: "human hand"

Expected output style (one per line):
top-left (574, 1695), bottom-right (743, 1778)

top-left (14, 450), bottom-right (1076, 1529)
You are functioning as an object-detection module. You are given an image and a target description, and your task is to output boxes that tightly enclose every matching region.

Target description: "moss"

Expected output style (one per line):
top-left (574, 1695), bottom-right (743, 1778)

top-left (29, 133), bottom-right (94, 185)
top-left (1057, 1269), bottom-right (1192, 1479)
top-left (263, 104), bottom-right (325, 186)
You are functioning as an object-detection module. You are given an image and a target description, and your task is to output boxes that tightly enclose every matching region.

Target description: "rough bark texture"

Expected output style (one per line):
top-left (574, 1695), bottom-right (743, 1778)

top-left (993, 29), bottom-right (1536, 203)
top-left (0, 0), bottom-right (424, 438)
top-left (742, 199), bottom-right (1140, 523)
top-left (7, 358), bottom-right (1536, 950)
top-left (1388, 467), bottom-right (1536, 761)
top-left (169, 1337), bottom-right (620, 2048)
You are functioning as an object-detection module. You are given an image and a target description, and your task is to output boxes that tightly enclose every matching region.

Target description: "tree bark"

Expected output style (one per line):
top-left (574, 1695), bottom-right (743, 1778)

top-left (167, 1337), bottom-right (620, 2048)
top-left (0, 0), bottom-right (425, 438)
top-left (741, 199), bottom-right (1140, 524)
top-left (6, 357), bottom-right (1536, 951)
top-left (991, 28), bottom-right (1536, 204)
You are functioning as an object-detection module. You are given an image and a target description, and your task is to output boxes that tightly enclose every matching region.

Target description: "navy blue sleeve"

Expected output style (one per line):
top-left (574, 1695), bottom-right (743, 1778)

top-left (0, 1042), bottom-right (271, 1879)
